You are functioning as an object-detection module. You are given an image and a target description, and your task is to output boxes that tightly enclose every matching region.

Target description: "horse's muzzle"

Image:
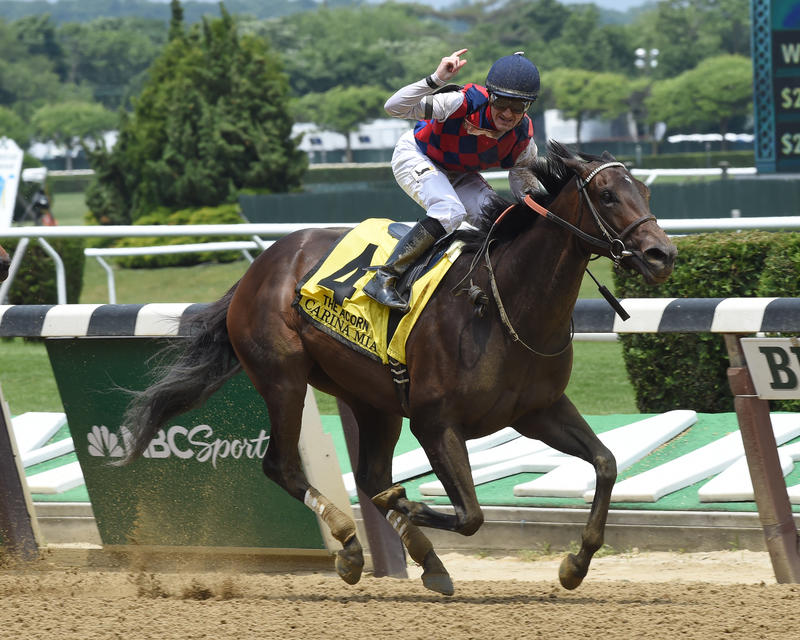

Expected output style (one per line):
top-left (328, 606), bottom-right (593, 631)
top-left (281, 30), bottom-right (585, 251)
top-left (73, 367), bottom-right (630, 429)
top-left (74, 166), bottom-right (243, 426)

top-left (638, 243), bottom-right (677, 284)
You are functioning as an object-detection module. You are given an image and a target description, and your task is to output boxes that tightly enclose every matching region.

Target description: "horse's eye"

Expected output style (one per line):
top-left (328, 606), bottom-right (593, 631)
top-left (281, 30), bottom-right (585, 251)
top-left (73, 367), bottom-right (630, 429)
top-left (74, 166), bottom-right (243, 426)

top-left (601, 190), bottom-right (615, 204)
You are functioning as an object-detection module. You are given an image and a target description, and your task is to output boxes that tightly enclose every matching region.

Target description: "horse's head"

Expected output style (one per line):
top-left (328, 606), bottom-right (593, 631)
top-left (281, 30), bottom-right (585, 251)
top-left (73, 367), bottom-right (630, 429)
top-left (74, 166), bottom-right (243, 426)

top-left (0, 244), bottom-right (9, 282)
top-left (547, 143), bottom-right (675, 285)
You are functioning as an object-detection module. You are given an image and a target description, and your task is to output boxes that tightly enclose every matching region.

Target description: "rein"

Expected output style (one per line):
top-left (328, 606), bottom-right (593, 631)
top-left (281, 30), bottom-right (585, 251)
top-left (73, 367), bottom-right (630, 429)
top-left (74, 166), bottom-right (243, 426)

top-left (479, 161), bottom-right (649, 356)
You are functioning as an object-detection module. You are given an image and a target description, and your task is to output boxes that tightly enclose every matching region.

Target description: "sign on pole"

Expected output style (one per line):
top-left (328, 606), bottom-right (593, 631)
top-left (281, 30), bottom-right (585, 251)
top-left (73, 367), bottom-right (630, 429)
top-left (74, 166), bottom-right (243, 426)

top-left (741, 337), bottom-right (800, 398)
top-left (0, 137), bottom-right (23, 228)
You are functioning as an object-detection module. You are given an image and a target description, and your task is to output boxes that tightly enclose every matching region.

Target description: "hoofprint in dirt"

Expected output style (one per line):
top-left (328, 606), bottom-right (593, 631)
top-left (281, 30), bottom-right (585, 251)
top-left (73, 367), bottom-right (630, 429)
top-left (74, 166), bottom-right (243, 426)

top-left (1, 550), bottom-right (799, 640)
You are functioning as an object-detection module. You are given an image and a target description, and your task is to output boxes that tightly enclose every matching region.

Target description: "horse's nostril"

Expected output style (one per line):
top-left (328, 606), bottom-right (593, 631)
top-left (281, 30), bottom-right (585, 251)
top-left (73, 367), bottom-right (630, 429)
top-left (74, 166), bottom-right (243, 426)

top-left (644, 246), bottom-right (674, 267)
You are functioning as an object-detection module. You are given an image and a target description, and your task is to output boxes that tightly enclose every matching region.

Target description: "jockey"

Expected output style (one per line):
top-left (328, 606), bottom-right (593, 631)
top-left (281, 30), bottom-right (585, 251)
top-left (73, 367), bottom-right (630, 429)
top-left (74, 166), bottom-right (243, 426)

top-left (363, 49), bottom-right (543, 311)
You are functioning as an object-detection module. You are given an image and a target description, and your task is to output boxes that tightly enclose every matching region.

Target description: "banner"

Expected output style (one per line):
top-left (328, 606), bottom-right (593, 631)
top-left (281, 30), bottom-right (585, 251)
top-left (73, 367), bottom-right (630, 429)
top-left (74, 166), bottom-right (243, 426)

top-left (0, 137), bottom-right (23, 228)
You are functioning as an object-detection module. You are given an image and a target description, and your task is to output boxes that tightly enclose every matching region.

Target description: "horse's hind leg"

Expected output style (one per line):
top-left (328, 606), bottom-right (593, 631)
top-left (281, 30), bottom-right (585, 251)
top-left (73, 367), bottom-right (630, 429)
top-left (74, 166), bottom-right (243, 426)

top-left (513, 395), bottom-right (617, 590)
top-left (348, 401), bottom-right (453, 595)
top-left (239, 353), bottom-right (364, 585)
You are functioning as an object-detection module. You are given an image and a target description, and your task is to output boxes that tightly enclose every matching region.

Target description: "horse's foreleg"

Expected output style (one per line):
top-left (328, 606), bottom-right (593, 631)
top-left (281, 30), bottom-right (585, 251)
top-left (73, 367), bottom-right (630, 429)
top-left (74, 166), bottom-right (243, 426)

top-left (349, 402), bottom-right (453, 595)
top-left (513, 396), bottom-right (617, 590)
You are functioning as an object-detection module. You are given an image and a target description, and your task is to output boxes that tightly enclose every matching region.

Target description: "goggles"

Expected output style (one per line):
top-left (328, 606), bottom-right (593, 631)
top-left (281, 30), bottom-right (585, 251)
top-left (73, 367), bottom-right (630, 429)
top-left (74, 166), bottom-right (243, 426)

top-left (489, 93), bottom-right (533, 114)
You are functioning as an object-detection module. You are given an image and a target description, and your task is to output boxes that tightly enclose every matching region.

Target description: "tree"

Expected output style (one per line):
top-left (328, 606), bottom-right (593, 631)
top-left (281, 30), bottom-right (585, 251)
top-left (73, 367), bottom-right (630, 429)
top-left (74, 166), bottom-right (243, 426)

top-left (0, 105), bottom-right (31, 145)
top-left (646, 55), bottom-right (752, 148)
top-left (85, 2), bottom-right (307, 225)
top-left (57, 17), bottom-right (167, 109)
top-left (255, 5), bottom-right (448, 95)
top-left (31, 100), bottom-right (116, 169)
top-left (629, 0), bottom-right (751, 79)
top-left (293, 86), bottom-right (386, 163)
top-left (544, 68), bottom-right (632, 149)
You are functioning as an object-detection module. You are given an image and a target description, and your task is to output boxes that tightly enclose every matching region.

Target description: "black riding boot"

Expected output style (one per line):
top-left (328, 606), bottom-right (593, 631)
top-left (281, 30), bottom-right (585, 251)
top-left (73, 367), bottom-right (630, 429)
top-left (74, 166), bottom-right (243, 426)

top-left (363, 217), bottom-right (446, 311)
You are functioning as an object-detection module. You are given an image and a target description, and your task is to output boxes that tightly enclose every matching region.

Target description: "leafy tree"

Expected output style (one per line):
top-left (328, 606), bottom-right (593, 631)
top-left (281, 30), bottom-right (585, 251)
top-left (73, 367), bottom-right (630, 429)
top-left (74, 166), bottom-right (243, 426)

top-left (57, 17), bottom-right (167, 109)
top-left (254, 5), bottom-right (448, 95)
top-left (629, 0), bottom-right (751, 79)
top-left (0, 18), bottom-right (75, 119)
top-left (544, 68), bottom-right (632, 149)
top-left (0, 105), bottom-right (31, 145)
top-left (31, 100), bottom-right (116, 170)
top-left (646, 55), bottom-right (752, 148)
top-left (293, 86), bottom-right (386, 162)
top-left (85, 2), bottom-right (306, 225)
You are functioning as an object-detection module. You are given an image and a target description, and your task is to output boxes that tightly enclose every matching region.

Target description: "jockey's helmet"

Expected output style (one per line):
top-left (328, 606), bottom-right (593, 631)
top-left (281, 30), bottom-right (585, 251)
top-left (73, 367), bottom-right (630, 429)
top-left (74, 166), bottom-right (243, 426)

top-left (485, 52), bottom-right (540, 102)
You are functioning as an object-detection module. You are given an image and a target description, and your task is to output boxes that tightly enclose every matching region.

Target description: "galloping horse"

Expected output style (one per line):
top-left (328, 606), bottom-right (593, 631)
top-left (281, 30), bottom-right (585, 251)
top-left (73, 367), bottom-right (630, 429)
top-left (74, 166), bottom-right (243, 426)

top-left (121, 142), bottom-right (676, 595)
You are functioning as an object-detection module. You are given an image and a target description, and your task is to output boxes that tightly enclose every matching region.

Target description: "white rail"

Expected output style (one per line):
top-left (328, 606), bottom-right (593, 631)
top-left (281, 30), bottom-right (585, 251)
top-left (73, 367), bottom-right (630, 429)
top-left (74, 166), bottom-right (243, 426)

top-left (2, 215), bottom-right (800, 305)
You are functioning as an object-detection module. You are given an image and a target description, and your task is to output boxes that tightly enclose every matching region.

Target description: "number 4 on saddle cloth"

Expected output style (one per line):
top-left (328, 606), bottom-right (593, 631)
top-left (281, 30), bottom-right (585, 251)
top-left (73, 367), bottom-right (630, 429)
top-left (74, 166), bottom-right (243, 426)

top-left (293, 218), bottom-right (463, 366)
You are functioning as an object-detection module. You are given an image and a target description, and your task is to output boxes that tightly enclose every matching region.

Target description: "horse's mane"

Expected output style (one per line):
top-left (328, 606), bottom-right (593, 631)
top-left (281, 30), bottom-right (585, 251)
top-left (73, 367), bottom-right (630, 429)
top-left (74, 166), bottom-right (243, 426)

top-left (456, 140), bottom-right (606, 253)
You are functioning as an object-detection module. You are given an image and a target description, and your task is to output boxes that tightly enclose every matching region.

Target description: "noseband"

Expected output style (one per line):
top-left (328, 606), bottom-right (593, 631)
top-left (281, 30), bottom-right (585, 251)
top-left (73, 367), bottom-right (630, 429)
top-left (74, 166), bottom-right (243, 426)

top-left (523, 161), bottom-right (656, 263)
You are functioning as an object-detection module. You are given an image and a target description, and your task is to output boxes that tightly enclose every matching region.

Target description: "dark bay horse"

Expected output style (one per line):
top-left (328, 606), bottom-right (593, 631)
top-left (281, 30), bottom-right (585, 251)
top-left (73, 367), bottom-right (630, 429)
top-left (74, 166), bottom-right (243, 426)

top-left (121, 142), bottom-right (676, 595)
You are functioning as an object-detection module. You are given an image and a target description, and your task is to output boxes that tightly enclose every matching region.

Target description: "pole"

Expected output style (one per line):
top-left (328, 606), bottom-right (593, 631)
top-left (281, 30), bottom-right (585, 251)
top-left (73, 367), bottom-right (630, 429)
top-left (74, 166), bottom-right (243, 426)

top-left (0, 385), bottom-right (40, 561)
top-left (336, 399), bottom-right (407, 578)
top-left (725, 334), bottom-right (800, 583)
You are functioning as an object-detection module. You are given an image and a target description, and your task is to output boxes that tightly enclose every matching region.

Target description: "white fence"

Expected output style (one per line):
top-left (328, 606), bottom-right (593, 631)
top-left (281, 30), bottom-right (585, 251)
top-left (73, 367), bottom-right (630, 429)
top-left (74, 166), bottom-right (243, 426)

top-left (3, 215), bottom-right (800, 306)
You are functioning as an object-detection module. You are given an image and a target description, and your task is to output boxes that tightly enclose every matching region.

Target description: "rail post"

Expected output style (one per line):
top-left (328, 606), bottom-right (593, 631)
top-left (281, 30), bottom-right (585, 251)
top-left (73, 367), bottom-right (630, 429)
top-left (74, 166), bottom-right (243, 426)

top-left (0, 386), bottom-right (40, 561)
top-left (724, 333), bottom-right (800, 583)
top-left (337, 399), bottom-right (408, 578)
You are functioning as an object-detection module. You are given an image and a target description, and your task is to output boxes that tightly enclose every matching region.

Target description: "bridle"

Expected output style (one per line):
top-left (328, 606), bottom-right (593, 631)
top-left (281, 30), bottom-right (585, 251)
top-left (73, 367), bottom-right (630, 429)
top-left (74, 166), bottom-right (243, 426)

top-left (471, 161), bottom-right (655, 357)
top-left (522, 161), bottom-right (656, 264)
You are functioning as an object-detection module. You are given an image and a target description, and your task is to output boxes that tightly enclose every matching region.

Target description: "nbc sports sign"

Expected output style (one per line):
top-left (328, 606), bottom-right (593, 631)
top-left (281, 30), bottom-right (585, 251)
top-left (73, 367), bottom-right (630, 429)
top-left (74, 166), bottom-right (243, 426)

top-left (45, 337), bottom-right (330, 550)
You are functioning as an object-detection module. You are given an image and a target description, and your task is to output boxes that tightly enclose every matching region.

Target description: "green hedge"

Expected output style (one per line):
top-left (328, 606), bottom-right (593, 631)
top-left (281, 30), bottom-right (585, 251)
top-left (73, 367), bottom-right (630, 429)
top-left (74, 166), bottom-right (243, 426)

top-left (108, 204), bottom-right (248, 269)
top-left (2, 237), bottom-right (85, 304)
top-left (613, 231), bottom-right (800, 413)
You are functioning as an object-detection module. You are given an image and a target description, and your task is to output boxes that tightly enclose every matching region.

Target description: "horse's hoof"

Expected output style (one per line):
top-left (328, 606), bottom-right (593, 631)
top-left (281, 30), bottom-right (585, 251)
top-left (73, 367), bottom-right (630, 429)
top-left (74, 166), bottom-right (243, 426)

top-left (335, 536), bottom-right (364, 585)
top-left (420, 549), bottom-right (453, 595)
top-left (372, 484), bottom-right (406, 510)
top-left (422, 570), bottom-right (454, 596)
top-left (558, 553), bottom-right (586, 590)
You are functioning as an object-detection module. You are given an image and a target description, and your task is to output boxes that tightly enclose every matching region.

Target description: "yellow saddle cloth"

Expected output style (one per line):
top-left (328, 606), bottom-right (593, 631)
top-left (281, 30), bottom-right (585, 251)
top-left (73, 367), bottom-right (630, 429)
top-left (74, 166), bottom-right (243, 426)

top-left (294, 218), bottom-right (463, 365)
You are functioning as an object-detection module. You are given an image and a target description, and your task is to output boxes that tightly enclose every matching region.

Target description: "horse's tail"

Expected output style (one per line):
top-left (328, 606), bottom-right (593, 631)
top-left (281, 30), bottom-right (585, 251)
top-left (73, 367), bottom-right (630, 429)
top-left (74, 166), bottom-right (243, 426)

top-left (117, 282), bottom-right (243, 465)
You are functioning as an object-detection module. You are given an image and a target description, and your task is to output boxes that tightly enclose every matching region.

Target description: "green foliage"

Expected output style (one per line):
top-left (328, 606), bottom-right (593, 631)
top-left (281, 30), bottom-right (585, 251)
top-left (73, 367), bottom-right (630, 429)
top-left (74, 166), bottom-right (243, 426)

top-left (614, 232), bottom-right (800, 413)
top-left (543, 68), bottom-right (631, 148)
top-left (85, 4), bottom-right (306, 225)
top-left (31, 100), bottom-right (116, 169)
top-left (0, 105), bottom-right (30, 144)
top-left (57, 17), bottom-right (167, 109)
top-left (254, 4), bottom-right (448, 95)
top-left (293, 86), bottom-right (387, 162)
top-left (646, 55), bottom-right (752, 143)
top-left (110, 204), bottom-right (247, 268)
top-left (630, 0), bottom-right (751, 80)
top-left (2, 237), bottom-right (85, 304)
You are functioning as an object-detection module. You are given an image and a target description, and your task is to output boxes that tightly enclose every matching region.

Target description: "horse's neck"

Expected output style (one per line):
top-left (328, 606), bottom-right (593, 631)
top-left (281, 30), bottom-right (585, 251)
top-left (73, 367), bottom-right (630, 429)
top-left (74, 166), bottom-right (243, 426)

top-left (494, 203), bottom-right (590, 334)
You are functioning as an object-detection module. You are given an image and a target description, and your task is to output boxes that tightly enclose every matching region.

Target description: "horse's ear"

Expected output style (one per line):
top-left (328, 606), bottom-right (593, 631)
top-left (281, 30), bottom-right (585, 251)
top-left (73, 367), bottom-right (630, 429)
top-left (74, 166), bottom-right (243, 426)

top-left (601, 150), bottom-right (615, 162)
top-left (561, 154), bottom-right (585, 176)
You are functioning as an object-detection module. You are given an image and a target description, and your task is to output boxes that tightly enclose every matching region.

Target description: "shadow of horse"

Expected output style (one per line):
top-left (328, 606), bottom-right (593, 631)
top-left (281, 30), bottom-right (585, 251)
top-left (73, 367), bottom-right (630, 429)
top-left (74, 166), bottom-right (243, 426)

top-left (120, 141), bottom-right (676, 595)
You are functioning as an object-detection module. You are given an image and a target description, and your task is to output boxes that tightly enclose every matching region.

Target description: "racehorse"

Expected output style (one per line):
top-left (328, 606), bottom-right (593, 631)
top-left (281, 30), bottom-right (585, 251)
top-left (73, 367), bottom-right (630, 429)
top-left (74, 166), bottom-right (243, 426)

top-left (120, 141), bottom-right (676, 595)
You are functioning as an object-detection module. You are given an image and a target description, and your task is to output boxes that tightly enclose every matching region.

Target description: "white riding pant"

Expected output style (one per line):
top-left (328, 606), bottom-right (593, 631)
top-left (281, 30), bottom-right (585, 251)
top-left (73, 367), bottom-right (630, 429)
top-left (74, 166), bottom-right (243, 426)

top-left (391, 130), bottom-right (495, 233)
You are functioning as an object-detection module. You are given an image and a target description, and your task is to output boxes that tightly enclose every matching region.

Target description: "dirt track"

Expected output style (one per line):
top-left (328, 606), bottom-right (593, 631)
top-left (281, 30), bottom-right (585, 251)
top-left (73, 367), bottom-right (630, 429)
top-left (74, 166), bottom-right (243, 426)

top-left (2, 550), bottom-right (800, 639)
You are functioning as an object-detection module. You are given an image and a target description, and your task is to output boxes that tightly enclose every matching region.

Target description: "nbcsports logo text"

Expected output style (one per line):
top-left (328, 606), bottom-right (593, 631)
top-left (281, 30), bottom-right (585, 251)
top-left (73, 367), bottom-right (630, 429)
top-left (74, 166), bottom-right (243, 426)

top-left (87, 424), bottom-right (270, 468)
